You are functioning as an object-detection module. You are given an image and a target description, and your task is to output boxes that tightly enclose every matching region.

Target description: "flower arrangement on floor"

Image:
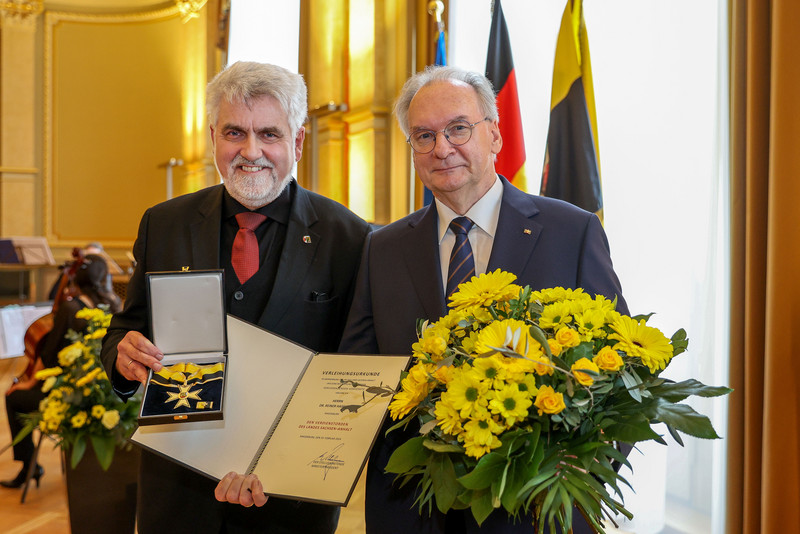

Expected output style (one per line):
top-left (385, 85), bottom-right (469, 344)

top-left (385, 270), bottom-right (731, 533)
top-left (16, 307), bottom-right (140, 470)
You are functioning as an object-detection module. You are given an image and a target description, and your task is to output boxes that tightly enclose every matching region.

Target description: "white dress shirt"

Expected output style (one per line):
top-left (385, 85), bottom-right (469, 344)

top-left (435, 176), bottom-right (504, 296)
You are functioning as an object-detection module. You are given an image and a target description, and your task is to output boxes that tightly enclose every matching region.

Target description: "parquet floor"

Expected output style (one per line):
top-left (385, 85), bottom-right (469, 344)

top-left (0, 356), bottom-right (367, 534)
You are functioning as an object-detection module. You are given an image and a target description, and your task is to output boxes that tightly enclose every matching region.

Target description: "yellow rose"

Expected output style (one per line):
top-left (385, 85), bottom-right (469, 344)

top-left (555, 327), bottom-right (581, 349)
top-left (594, 346), bottom-right (624, 372)
top-left (534, 385), bottom-right (566, 415)
top-left (101, 409), bottom-right (121, 429)
top-left (571, 357), bottom-right (600, 386)
top-left (547, 338), bottom-right (563, 357)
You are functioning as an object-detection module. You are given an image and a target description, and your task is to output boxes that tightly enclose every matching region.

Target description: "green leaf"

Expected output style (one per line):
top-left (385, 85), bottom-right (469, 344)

top-left (603, 418), bottom-right (663, 443)
top-left (620, 370), bottom-right (643, 402)
top-left (666, 423), bottom-right (685, 446)
top-left (528, 324), bottom-right (551, 357)
top-left (650, 379), bottom-right (733, 403)
top-left (470, 488), bottom-right (495, 525)
top-left (458, 453), bottom-right (506, 490)
top-left (70, 436), bottom-right (87, 469)
top-left (649, 400), bottom-right (723, 439)
top-left (423, 439), bottom-right (464, 453)
top-left (385, 436), bottom-right (429, 474)
top-left (90, 435), bottom-right (115, 470)
top-left (429, 453), bottom-right (459, 513)
top-left (671, 328), bottom-right (689, 357)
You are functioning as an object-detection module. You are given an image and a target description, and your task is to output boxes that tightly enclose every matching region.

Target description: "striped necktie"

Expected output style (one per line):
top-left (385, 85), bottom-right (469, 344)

top-left (232, 212), bottom-right (267, 284)
top-left (446, 216), bottom-right (475, 298)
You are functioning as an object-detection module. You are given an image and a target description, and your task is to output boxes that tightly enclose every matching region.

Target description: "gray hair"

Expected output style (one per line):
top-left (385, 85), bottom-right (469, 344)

top-left (206, 61), bottom-right (308, 135)
top-left (394, 65), bottom-right (499, 137)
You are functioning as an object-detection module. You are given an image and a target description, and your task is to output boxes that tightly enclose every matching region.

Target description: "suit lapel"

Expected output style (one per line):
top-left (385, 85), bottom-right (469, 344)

top-left (258, 184), bottom-right (319, 329)
top-left (189, 185), bottom-right (223, 270)
top-left (400, 205), bottom-right (448, 320)
top-left (487, 177), bottom-right (542, 277)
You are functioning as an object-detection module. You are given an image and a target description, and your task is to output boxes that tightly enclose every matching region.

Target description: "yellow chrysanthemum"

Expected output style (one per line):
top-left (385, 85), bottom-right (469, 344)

top-left (593, 346), bottom-right (624, 372)
top-left (91, 405), bottom-right (106, 419)
top-left (58, 343), bottom-right (84, 366)
top-left (101, 409), bottom-right (120, 429)
top-left (488, 383), bottom-right (532, 425)
top-left (87, 328), bottom-right (107, 340)
top-left (442, 368), bottom-right (489, 419)
top-left (534, 386), bottom-right (566, 416)
top-left (469, 355), bottom-right (508, 389)
top-left (539, 302), bottom-right (573, 330)
top-left (608, 316), bottom-right (674, 373)
top-left (41, 376), bottom-right (57, 393)
top-left (389, 362), bottom-right (435, 419)
top-left (71, 411), bottom-right (88, 428)
top-left (532, 287), bottom-right (590, 305)
top-left (75, 367), bottom-right (102, 388)
top-left (434, 399), bottom-right (464, 435)
top-left (461, 412), bottom-right (504, 458)
top-left (571, 357), bottom-right (600, 387)
top-left (35, 367), bottom-right (63, 380)
top-left (516, 374), bottom-right (538, 398)
top-left (448, 269), bottom-right (522, 311)
top-left (574, 308), bottom-right (608, 341)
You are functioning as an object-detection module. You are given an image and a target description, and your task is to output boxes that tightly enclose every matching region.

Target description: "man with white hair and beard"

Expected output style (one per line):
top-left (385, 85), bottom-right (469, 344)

top-left (101, 61), bottom-right (370, 534)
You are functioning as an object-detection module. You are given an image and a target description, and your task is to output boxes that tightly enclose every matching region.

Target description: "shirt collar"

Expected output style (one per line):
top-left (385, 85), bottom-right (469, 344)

top-left (222, 180), bottom-right (293, 225)
top-left (436, 175), bottom-right (503, 243)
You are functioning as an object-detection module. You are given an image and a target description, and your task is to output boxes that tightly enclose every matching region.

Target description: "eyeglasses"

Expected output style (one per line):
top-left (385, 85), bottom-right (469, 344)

top-left (406, 118), bottom-right (490, 154)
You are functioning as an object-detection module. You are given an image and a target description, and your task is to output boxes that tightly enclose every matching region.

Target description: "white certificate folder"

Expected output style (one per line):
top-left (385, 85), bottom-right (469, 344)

top-left (131, 315), bottom-right (411, 506)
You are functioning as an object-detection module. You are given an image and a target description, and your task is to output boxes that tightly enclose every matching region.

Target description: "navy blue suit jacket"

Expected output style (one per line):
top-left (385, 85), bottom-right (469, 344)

top-left (339, 176), bottom-right (627, 534)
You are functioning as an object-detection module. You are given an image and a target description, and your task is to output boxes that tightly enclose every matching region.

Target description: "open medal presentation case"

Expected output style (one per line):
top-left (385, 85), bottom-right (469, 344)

top-left (138, 270), bottom-right (227, 425)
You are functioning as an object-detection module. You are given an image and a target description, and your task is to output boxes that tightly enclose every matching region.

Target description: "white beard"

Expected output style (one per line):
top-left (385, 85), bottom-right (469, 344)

top-left (215, 155), bottom-right (293, 209)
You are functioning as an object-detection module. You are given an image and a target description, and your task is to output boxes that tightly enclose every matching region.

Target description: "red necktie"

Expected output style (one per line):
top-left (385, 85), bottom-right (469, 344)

top-left (232, 212), bottom-right (267, 284)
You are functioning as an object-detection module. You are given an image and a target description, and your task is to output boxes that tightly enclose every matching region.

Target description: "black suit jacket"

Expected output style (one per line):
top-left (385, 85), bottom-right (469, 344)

top-left (102, 181), bottom-right (370, 534)
top-left (340, 176), bottom-right (627, 534)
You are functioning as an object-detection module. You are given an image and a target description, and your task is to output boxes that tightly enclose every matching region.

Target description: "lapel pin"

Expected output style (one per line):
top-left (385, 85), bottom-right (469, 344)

top-left (181, 266), bottom-right (190, 271)
top-left (523, 229), bottom-right (532, 235)
top-left (302, 235), bottom-right (312, 244)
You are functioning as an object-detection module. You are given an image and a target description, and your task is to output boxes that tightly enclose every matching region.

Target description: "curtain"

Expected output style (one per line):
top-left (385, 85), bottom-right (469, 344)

top-left (727, 0), bottom-right (800, 533)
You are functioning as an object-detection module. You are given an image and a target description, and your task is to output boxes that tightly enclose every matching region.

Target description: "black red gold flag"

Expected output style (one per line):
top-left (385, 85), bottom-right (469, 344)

top-left (485, 0), bottom-right (529, 192)
top-left (540, 0), bottom-right (603, 219)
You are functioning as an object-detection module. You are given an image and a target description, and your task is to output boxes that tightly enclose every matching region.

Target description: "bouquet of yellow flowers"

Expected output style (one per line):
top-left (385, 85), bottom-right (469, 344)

top-left (16, 307), bottom-right (140, 470)
top-left (385, 270), bottom-right (731, 533)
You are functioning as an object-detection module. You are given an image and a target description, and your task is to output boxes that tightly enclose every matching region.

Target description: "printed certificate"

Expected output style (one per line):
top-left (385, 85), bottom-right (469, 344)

top-left (132, 315), bottom-right (410, 506)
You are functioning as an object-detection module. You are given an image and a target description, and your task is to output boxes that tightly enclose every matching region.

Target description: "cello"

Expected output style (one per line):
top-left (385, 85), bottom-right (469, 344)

top-left (19, 248), bottom-right (84, 379)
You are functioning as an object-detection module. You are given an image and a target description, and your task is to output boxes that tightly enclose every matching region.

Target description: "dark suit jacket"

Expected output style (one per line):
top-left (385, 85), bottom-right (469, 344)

top-left (339, 176), bottom-right (627, 534)
top-left (102, 181), bottom-right (370, 534)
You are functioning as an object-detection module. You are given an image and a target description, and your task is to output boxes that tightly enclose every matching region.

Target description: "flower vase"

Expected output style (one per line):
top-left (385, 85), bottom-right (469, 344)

top-left (64, 444), bottom-right (139, 534)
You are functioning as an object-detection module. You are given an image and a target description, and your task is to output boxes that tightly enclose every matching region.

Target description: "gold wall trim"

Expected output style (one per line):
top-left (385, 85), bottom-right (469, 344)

top-left (0, 0), bottom-right (43, 25)
top-left (0, 166), bottom-right (38, 174)
top-left (42, 5), bottom-right (182, 248)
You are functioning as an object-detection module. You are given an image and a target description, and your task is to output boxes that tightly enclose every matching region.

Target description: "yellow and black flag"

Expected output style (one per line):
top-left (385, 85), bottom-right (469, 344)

top-left (540, 0), bottom-right (603, 219)
top-left (485, 0), bottom-right (528, 191)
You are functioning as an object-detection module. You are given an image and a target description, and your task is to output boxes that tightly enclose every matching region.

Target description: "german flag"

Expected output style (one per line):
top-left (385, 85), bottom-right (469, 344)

top-left (485, 0), bottom-right (528, 191)
top-left (540, 0), bottom-right (603, 219)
